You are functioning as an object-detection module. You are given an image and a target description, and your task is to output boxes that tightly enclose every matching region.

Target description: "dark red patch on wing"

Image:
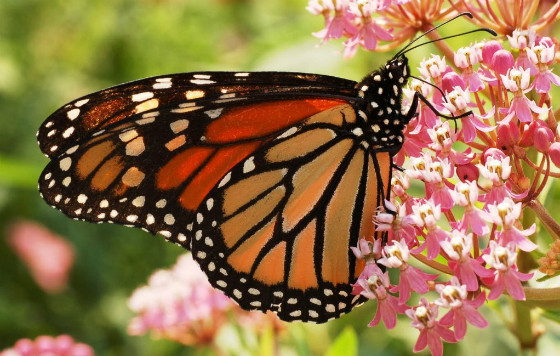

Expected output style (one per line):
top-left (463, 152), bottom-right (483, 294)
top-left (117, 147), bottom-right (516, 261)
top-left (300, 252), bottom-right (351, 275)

top-left (205, 99), bottom-right (346, 143)
top-left (157, 147), bottom-right (216, 189)
top-left (179, 141), bottom-right (262, 211)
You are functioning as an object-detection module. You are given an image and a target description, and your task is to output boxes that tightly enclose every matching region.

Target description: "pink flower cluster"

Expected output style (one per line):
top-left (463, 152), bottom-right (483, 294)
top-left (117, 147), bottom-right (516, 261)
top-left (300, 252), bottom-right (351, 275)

top-left (307, 0), bottom-right (401, 58)
top-left (127, 253), bottom-right (282, 347)
top-left (127, 253), bottom-right (234, 345)
top-left (347, 26), bottom-right (558, 356)
top-left (0, 335), bottom-right (94, 356)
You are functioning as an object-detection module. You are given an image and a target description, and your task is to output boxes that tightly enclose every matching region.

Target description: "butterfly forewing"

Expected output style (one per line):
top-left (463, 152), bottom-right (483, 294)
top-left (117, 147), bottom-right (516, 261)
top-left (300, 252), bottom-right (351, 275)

top-left (37, 72), bottom-right (357, 158)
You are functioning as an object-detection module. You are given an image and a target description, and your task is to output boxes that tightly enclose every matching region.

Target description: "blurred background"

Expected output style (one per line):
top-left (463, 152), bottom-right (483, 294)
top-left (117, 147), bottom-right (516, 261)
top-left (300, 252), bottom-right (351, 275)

top-left (0, 0), bottom-right (559, 355)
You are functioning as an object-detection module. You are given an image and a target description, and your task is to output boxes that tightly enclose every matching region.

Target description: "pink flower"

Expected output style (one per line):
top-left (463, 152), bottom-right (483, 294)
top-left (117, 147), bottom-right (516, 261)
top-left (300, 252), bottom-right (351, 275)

top-left (500, 67), bottom-right (548, 123)
top-left (485, 198), bottom-right (538, 252)
top-left (527, 44), bottom-right (560, 93)
top-left (351, 237), bottom-right (382, 262)
top-left (482, 242), bottom-right (534, 300)
top-left (343, 0), bottom-right (393, 57)
top-left (310, 0), bottom-right (356, 43)
top-left (450, 181), bottom-right (490, 236)
top-left (410, 201), bottom-right (449, 258)
top-left (440, 230), bottom-right (493, 291)
top-left (418, 55), bottom-right (449, 104)
top-left (353, 264), bottom-right (407, 329)
top-left (374, 201), bottom-right (417, 245)
top-left (6, 221), bottom-right (75, 293)
top-left (128, 253), bottom-right (235, 345)
top-left (378, 240), bottom-right (437, 303)
top-left (507, 29), bottom-right (538, 74)
top-left (454, 46), bottom-right (485, 92)
top-left (428, 121), bottom-right (474, 165)
top-left (442, 87), bottom-right (493, 143)
top-left (435, 277), bottom-right (489, 340)
top-left (0, 335), bottom-right (94, 356)
top-left (478, 155), bottom-right (526, 206)
top-left (406, 298), bottom-right (457, 356)
top-left (404, 79), bottom-right (440, 134)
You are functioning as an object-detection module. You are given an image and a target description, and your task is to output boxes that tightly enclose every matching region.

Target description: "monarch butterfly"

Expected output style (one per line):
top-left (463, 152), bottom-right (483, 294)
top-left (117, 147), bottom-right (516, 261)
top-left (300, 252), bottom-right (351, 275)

top-left (37, 14), bottom-right (494, 323)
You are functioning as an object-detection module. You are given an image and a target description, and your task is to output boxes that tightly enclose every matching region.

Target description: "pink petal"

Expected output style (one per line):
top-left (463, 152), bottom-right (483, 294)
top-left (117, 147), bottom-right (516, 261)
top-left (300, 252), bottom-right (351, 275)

top-left (487, 275), bottom-right (505, 300)
top-left (436, 324), bottom-right (457, 343)
top-left (439, 310), bottom-right (454, 326)
top-left (398, 277), bottom-right (411, 304)
top-left (380, 299), bottom-right (398, 329)
top-left (458, 263), bottom-right (479, 291)
top-left (427, 329), bottom-right (444, 356)
top-left (453, 310), bottom-right (468, 340)
top-left (513, 97), bottom-right (534, 122)
top-left (462, 304), bottom-right (489, 328)
top-left (413, 330), bottom-right (428, 352)
top-left (368, 302), bottom-right (383, 327)
top-left (504, 273), bottom-right (525, 300)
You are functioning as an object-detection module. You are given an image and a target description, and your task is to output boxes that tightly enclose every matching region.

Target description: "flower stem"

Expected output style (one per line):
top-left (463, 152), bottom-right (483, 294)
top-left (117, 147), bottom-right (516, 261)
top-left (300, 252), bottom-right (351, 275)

top-left (512, 300), bottom-right (539, 351)
top-left (412, 253), bottom-right (452, 274)
top-left (527, 199), bottom-right (560, 240)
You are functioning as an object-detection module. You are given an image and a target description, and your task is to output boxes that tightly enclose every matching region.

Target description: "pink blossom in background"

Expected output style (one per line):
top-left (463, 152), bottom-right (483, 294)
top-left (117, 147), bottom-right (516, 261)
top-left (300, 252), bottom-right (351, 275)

top-left (0, 335), bottom-right (94, 356)
top-left (6, 221), bottom-right (75, 293)
top-left (128, 253), bottom-right (282, 346)
top-left (127, 253), bottom-right (234, 345)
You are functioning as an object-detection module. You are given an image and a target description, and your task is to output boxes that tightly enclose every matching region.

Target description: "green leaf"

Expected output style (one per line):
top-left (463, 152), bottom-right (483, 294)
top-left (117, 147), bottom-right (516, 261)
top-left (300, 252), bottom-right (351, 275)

top-left (259, 326), bottom-right (275, 356)
top-left (541, 310), bottom-right (560, 324)
top-left (325, 327), bottom-right (358, 356)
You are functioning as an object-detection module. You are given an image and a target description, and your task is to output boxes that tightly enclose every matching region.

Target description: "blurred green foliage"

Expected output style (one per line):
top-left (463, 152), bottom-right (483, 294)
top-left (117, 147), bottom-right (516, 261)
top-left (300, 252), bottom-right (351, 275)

top-left (1, 0), bottom-right (559, 355)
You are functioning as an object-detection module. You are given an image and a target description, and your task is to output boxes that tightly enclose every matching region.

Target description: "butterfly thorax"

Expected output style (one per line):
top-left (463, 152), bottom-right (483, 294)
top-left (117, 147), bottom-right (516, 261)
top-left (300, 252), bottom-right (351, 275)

top-left (353, 56), bottom-right (410, 154)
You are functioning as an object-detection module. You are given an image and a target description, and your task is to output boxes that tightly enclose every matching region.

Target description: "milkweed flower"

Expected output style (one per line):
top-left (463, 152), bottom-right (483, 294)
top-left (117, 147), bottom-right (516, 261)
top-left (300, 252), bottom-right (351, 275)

top-left (127, 253), bottom-right (234, 345)
top-left (0, 335), bottom-right (94, 356)
top-left (353, 263), bottom-right (407, 328)
top-left (378, 239), bottom-right (437, 303)
top-left (482, 242), bottom-right (534, 301)
top-left (440, 230), bottom-right (493, 291)
top-left (435, 277), bottom-right (489, 340)
top-left (500, 67), bottom-right (548, 123)
top-left (406, 298), bottom-right (456, 356)
top-left (527, 43), bottom-right (560, 93)
top-left (484, 198), bottom-right (538, 252)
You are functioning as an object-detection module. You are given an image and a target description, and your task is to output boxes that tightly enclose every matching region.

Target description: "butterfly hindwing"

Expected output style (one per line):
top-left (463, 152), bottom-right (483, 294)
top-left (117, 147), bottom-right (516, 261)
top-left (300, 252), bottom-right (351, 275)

top-left (190, 104), bottom-right (393, 322)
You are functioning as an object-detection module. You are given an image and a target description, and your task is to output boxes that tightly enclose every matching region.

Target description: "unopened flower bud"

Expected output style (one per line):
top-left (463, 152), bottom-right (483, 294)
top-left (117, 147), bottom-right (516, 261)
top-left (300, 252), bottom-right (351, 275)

top-left (549, 142), bottom-right (560, 167)
top-left (491, 50), bottom-right (515, 76)
top-left (496, 121), bottom-right (520, 154)
top-left (534, 127), bottom-right (554, 153)
top-left (442, 72), bottom-right (466, 93)
top-left (456, 163), bottom-right (479, 182)
top-left (482, 40), bottom-right (504, 65)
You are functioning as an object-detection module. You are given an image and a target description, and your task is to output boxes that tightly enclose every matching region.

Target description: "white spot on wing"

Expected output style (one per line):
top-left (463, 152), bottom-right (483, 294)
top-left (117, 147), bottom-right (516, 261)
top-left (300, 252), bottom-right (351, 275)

top-left (243, 157), bottom-right (255, 173)
top-left (77, 194), bottom-right (88, 204)
top-left (75, 99), bottom-right (89, 107)
top-left (67, 109), bottom-right (80, 120)
top-left (132, 92), bottom-right (154, 102)
top-left (191, 79), bottom-right (216, 85)
top-left (234, 73), bottom-right (250, 77)
top-left (205, 108), bottom-right (223, 119)
top-left (218, 172), bottom-right (231, 188)
top-left (59, 157), bottom-right (72, 171)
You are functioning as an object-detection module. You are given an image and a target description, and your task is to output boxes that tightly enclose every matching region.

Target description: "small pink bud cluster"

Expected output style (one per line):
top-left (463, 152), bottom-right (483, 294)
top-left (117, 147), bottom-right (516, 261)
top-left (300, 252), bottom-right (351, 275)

top-left (0, 335), bottom-right (94, 356)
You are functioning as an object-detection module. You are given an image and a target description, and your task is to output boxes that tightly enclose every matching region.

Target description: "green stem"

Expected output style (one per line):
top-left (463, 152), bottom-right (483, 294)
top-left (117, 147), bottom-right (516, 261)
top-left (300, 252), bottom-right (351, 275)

top-left (512, 301), bottom-right (538, 351)
top-left (527, 199), bottom-right (560, 240)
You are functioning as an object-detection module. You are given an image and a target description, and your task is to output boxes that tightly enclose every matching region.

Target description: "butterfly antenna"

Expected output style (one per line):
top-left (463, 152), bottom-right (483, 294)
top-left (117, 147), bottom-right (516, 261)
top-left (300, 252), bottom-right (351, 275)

top-left (394, 12), bottom-right (474, 58)
top-left (399, 28), bottom-right (498, 57)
